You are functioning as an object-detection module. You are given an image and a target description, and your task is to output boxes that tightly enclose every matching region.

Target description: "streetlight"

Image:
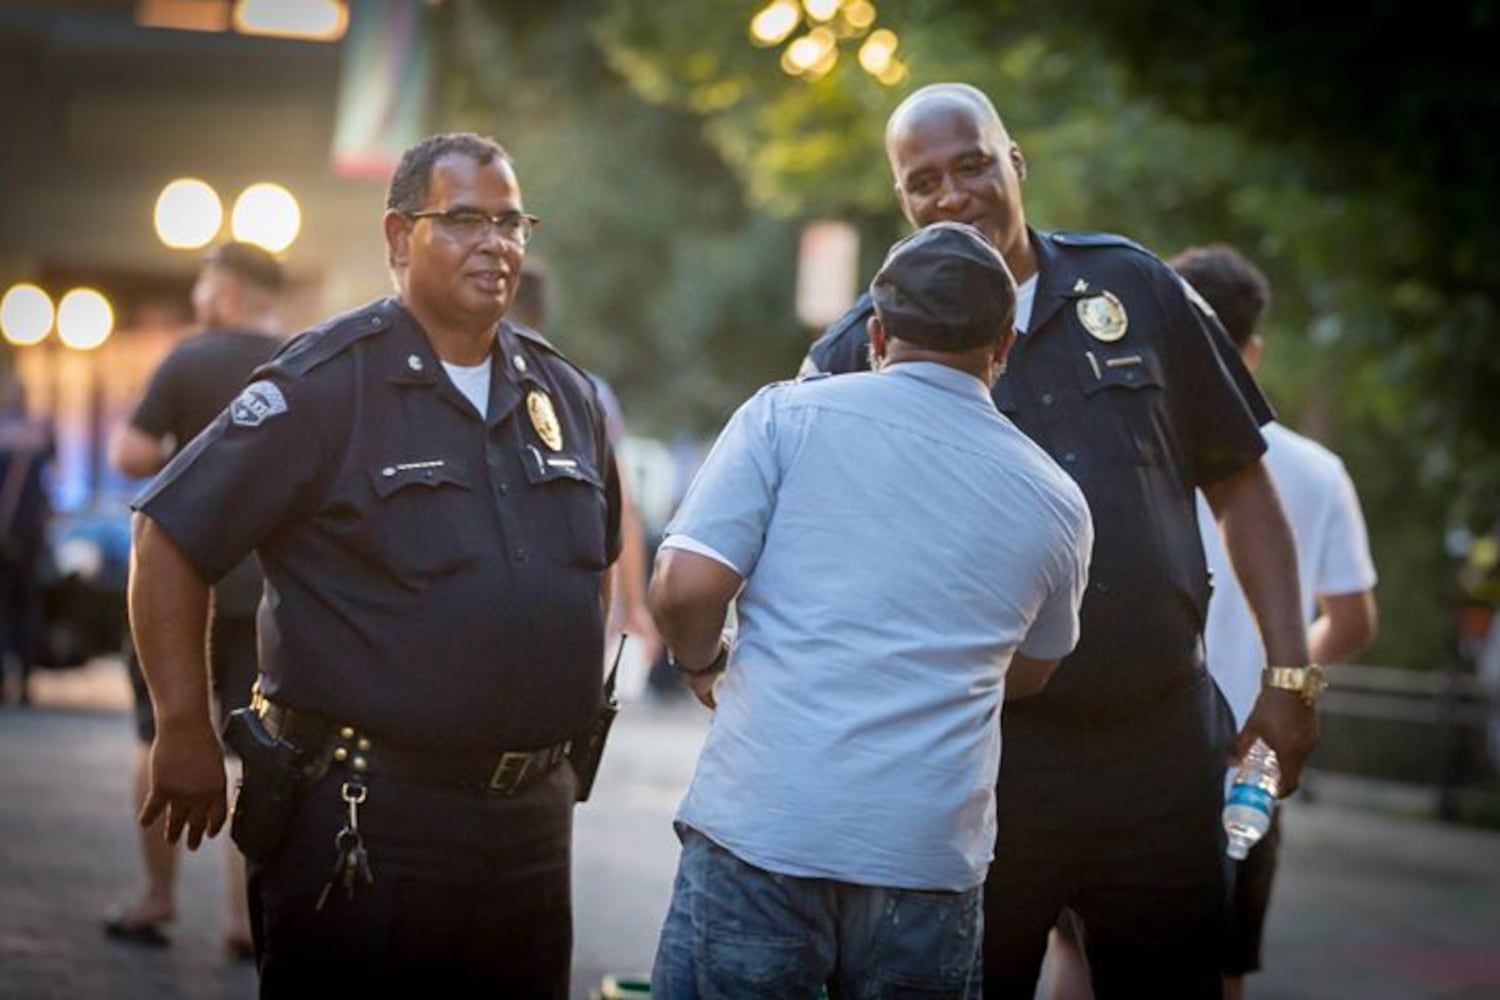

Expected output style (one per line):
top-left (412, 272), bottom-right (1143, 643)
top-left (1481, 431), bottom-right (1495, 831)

top-left (154, 178), bottom-right (223, 250)
top-left (155, 178), bottom-right (300, 255)
top-left (231, 182), bottom-right (301, 253)
top-left (56, 289), bottom-right (114, 351)
top-left (1, 284), bottom-right (54, 347)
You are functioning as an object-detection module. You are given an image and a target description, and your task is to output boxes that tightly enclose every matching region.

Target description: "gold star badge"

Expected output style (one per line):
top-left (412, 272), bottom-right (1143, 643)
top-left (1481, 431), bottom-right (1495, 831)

top-left (527, 390), bottom-right (564, 451)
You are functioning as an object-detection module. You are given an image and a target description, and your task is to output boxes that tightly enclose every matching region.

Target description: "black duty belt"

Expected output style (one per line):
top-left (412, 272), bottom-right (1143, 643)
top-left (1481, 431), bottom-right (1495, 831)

top-left (254, 697), bottom-right (571, 797)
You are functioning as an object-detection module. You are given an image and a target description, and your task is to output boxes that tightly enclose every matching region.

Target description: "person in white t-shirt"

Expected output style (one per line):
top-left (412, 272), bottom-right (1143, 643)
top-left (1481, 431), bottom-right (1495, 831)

top-left (1176, 243), bottom-right (1379, 1000)
top-left (1044, 243), bottom-right (1380, 1000)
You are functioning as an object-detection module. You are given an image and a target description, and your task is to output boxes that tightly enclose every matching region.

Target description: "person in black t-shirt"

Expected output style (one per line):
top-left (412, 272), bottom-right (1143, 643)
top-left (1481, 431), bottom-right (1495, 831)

top-left (103, 241), bottom-right (284, 958)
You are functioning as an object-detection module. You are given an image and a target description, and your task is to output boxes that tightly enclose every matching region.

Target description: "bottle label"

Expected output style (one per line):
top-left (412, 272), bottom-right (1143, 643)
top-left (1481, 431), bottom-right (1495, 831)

top-left (1227, 783), bottom-right (1274, 813)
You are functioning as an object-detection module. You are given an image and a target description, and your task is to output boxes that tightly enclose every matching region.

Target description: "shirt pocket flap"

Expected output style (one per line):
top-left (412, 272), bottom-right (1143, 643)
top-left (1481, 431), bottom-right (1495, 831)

top-left (1077, 347), bottom-right (1165, 397)
top-left (520, 444), bottom-right (605, 490)
top-left (369, 460), bottom-right (472, 499)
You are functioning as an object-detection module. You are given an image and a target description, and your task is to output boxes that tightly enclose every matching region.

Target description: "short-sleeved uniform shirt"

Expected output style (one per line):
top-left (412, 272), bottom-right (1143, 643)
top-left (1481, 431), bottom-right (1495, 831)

top-left (128, 328), bottom-right (281, 617)
top-left (135, 298), bottom-right (622, 753)
top-left (805, 229), bottom-right (1272, 721)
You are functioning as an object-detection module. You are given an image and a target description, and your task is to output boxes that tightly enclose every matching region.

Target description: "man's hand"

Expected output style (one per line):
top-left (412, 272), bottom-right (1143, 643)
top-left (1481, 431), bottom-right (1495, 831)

top-left (1233, 689), bottom-right (1318, 795)
top-left (140, 721), bottom-right (228, 850)
top-left (684, 670), bottom-right (720, 711)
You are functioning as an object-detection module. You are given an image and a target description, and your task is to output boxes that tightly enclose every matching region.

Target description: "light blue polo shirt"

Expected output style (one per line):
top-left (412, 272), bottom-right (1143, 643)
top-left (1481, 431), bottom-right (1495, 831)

top-left (664, 362), bottom-right (1092, 891)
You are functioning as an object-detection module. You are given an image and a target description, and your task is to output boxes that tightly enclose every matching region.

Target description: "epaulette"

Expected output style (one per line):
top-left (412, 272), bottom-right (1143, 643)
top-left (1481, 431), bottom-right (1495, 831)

top-left (823, 292), bottom-right (876, 340)
top-left (268, 299), bottom-right (397, 378)
top-left (1050, 231), bottom-right (1153, 257)
top-left (797, 371), bottom-right (833, 383)
top-left (506, 319), bottom-right (591, 381)
top-left (804, 291), bottom-right (876, 373)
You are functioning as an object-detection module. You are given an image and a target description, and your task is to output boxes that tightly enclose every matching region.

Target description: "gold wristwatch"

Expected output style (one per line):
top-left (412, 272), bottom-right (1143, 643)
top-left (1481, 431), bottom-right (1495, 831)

top-left (1262, 664), bottom-right (1328, 707)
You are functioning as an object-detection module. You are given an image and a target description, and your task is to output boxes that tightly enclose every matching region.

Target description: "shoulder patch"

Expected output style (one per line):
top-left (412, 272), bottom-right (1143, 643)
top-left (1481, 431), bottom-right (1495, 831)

top-left (268, 299), bottom-right (396, 378)
top-left (230, 381), bottom-right (288, 427)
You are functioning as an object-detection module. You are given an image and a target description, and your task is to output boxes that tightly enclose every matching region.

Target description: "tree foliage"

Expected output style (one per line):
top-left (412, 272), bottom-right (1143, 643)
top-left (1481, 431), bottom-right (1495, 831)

top-left (428, 1), bottom-right (1494, 670)
top-left (596, 0), bottom-right (1497, 669)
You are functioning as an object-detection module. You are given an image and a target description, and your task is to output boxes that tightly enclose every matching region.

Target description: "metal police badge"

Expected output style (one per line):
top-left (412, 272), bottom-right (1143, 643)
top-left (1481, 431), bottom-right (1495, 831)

top-left (526, 390), bottom-right (564, 451)
top-left (230, 381), bottom-right (288, 428)
top-left (1077, 291), bottom-right (1129, 343)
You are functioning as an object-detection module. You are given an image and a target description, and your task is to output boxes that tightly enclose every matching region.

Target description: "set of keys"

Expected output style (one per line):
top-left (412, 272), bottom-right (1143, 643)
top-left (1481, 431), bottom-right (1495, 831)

top-left (315, 777), bottom-right (374, 911)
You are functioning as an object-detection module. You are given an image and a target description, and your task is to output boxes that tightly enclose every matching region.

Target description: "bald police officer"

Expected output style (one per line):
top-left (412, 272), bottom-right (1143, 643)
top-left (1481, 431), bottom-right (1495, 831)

top-left (128, 132), bottom-right (621, 995)
top-left (803, 84), bottom-right (1317, 997)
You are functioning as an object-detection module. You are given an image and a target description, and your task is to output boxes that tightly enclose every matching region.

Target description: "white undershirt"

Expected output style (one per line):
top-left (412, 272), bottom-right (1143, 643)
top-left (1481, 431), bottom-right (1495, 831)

top-left (442, 359), bottom-right (492, 418)
top-left (1014, 274), bottom-right (1038, 334)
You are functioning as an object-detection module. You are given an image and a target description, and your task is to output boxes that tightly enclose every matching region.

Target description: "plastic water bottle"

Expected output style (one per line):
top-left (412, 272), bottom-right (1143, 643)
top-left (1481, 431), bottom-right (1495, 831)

top-left (1223, 739), bottom-right (1280, 860)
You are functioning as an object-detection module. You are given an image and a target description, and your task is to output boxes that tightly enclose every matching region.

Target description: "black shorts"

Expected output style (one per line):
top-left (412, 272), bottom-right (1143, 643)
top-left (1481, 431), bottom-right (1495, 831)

top-left (1223, 808), bottom-right (1282, 976)
top-left (127, 615), bottom-right (258, 750)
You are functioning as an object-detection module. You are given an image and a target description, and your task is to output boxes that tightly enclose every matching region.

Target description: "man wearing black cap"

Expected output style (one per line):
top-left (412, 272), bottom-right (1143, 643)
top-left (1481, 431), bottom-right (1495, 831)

top-left (650, 221), bottom-right (1093, 997)
top-left (802, 84), bottom-right (1318, 997)
top-left (105, 240), bottom-right (285, 957)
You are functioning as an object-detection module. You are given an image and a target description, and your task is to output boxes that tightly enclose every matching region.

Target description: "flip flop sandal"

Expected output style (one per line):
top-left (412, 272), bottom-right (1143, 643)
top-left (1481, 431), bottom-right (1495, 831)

top-left (102, 913), bottom-right (171, 948)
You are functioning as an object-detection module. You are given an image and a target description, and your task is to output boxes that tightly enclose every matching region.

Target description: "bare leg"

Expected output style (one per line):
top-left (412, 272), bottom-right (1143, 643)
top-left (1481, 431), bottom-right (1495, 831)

top-left (222, 757), bottom-right (253, 957)
top-left (1043, 914), bottom-right (1094, 1000)
top-left (104, 741), bottom-right (178, 941)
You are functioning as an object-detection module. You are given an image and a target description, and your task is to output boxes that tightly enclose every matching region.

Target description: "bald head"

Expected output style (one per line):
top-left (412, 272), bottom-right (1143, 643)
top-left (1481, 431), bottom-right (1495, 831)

top-left (885, 84), bottom-right (1009, 163)
top-left (882, 82), bottom-right (1035, 281)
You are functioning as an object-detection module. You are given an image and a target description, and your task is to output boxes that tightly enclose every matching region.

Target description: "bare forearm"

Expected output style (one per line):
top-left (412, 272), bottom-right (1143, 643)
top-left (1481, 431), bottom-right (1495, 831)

top-left (128, 513), bottom-right (214, 733)
top-left (1005, 653), bottom-right (1059, 700)
top-left (110, 424), bottom-right (171, 479)
top-left (649, 547), bottom-right (740, 671)
top-left (1205, 462), bottom-right (1318, 791)
top-left (1308, 591), bottom-right (1378, 664)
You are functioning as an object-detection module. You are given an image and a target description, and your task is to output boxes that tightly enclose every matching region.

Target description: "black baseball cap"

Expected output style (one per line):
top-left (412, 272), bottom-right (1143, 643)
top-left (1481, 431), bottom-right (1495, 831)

top-left (870, 221), bottom-right (1015, 351)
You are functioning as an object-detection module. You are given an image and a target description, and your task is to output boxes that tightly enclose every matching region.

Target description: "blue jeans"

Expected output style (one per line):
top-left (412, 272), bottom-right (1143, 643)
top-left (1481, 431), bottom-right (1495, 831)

top-left (652, 826), bottom-right (981, 999)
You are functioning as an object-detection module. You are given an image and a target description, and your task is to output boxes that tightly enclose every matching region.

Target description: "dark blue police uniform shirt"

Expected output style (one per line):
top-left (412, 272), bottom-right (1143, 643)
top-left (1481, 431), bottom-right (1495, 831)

top-left (805, 229), bottom-right (1272, 719)
top-left (135, 298), bottom-right (622, 752)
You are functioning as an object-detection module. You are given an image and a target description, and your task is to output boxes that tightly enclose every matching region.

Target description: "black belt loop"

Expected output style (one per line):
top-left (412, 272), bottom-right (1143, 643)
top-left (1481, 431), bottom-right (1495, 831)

top-left (254, 697), bottom-right (569, 797)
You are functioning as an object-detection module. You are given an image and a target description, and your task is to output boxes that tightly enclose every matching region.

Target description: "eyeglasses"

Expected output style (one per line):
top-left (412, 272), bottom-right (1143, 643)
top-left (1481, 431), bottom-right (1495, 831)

top-left (405, 208), bottom-right (540, 247)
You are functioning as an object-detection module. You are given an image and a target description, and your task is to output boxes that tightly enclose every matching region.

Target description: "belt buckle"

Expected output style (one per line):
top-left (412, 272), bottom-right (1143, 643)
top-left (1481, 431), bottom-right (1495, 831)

top-left (488, 750), bottom-right (532, 794)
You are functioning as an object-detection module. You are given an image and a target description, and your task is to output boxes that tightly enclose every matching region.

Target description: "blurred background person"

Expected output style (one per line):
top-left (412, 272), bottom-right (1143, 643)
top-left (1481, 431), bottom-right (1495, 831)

top-left (511, 257), bottom-right (661, 697)
top-left (1175, 242), bottom-right (1378, 999)
top-left (102, 241), bottom-right (286, 958)
top-left (0, 373), bottom-right (54, 706)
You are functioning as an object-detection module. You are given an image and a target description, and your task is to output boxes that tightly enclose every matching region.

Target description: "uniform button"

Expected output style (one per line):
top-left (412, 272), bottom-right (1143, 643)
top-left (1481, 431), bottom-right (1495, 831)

top-left (381, 467), bottom-right (396, 478)
top-left (498, 482), bottom-right (510, 495)
top-left (422, 469), bottom-right (434, 479)
top-left (1041, 392), bottom-right (1055, 406)
top-left (513, 546), bottom-right (527, 561)
top-left (1063, 451), bottom-right (1077, 464)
